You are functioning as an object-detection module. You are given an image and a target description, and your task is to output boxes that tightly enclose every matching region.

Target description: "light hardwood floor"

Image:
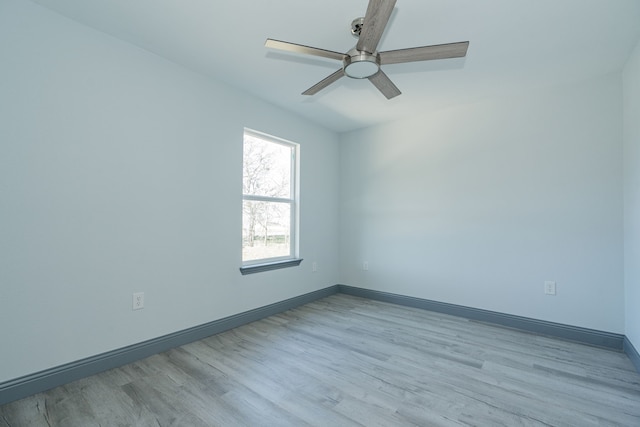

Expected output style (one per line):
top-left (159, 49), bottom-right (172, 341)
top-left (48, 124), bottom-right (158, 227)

top-left (2, 294), bottom-right (640, 426)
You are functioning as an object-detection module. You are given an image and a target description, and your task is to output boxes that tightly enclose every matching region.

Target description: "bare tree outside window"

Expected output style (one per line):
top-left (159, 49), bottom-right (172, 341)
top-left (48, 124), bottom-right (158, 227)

top-left (242, 130), bottom-right (297, 264)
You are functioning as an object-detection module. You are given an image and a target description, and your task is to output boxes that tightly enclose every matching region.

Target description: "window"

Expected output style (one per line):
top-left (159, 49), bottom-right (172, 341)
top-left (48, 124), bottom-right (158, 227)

top-left (240, 129), bottom-right (301, 274)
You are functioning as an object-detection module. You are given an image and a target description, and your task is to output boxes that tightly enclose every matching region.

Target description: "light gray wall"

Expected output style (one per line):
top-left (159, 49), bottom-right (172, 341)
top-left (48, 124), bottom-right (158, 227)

top-left (339, 73), bottom-right (624, 333)
top-left (624, 39), bottom-right (640, 348)
top-left (0, 0), bottom-right (339, 382)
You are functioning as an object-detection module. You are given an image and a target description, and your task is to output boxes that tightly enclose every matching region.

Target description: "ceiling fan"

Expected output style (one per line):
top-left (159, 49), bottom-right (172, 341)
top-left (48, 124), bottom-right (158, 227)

top-left (265, 0), bottom-right (469, 99)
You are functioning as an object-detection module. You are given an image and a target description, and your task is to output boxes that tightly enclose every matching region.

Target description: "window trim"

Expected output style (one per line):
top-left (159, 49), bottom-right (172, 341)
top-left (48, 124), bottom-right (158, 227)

top-left (241, 128), bottom-right (300, 271)
top-left (239, 258), bottom-right (303, 275)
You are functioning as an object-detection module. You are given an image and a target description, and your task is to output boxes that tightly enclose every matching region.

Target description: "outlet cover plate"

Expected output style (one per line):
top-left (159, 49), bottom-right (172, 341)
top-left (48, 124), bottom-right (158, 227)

top-left (544, 281), bottom-right (556, 295)
top-left (133, 292), bottom-right (145, 310)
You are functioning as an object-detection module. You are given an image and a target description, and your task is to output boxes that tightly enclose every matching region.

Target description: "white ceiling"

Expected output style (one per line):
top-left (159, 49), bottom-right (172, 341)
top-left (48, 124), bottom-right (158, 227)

top-left (31, 0), bottom-right (640, 133)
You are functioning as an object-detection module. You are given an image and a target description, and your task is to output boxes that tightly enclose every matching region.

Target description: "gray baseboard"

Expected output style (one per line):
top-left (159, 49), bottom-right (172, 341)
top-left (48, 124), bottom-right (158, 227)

top-left (337, 285), bottom-right (625, 350)
top-left (2, 283), bottom-right (637, 406)
top-left (624, 337), bottom-right (640, 373)
top-left (0, 285), bottom-right (339, 406)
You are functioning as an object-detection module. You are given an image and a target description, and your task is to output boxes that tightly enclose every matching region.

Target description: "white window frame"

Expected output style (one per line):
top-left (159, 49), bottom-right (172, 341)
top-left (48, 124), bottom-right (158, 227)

top-left (240, 128), bottom-right (301, 274)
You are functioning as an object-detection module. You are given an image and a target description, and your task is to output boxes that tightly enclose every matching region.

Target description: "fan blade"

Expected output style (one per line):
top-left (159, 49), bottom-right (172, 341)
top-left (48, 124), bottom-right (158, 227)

top-left (357, 0), bottom-right (397, 54)
top-left (302, 69), bottom-right (345, 95)
top-left (265, 39), bottom-right (346, 62)
top-left (368, 70), bottom-right (401, 99)
top-left (379, 41), bottom-right (469, 65)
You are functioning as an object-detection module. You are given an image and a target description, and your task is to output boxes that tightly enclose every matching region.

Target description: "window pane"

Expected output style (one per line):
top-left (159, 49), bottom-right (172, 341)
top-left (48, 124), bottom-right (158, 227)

top-left (242, 200), bottom-right (291, 262)
top-left (243, 133), bottom-right (292, 198)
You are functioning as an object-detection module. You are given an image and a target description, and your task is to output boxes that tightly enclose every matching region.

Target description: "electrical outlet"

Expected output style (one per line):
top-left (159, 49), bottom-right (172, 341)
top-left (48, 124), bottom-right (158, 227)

top-left (133, 292), bottom-right (144, 310)
top-left (544, 281), bottom-right (556, 296)
top-left (363, 261), bottom-right (369, 271)
top-left (312, 261), bottom-right (318, 272)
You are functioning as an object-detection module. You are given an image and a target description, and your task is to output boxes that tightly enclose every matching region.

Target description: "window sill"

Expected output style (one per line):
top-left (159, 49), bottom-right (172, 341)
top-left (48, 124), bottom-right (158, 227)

top-left (239, 258), bottom-right (303, 275)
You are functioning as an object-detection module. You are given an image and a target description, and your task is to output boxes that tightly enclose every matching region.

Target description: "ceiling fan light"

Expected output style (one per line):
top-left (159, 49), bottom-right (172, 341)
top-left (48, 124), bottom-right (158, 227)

top-left (343, 51), bottom-right (380, 79)
top-left (344, 60), bottom-right (380, 78)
